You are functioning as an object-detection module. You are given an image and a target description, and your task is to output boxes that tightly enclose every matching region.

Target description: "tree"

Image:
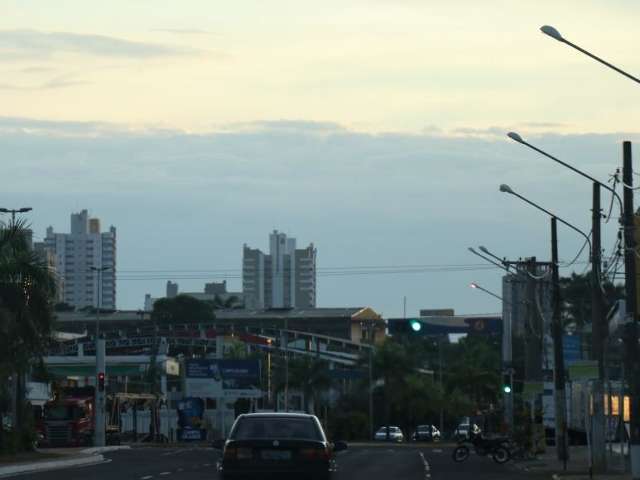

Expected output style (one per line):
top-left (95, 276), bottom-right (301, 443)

top-left (0, 220), bottom-right (57, 450)
top-left (288, 356), bottom-right (332, 414)
top-left (560, 272), bottom-right (624, 329)
top-left (212, 294), bottom-right (242, 309)
top-left (445, 335), bottom-right (501, 411)
top-left (151, 294), bottom-right (215, 325)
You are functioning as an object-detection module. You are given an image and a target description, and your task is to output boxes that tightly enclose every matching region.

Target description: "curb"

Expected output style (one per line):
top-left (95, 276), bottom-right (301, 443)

top-left (0, 454), bottom-right (105, 478)
top-left (81, 446), bottom-right (131, 455)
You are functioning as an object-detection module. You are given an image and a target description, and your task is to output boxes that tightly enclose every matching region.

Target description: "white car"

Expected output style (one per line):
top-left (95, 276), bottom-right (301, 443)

top-left (374, 426), bottom-right (404, 442)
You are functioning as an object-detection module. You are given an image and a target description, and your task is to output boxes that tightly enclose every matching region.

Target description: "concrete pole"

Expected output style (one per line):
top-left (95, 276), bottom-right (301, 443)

top-left (591, 183), bottom-right (607, 472)
top-left (94, 338), bottom-right (106, 447)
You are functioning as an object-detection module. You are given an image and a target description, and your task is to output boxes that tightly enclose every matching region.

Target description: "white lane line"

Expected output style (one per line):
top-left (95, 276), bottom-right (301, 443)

top-left (177, 468), bottom-right (184, 472)
top-left (203, 463), bottom-right (211, 467)
top-left (419, 452), bottom-right (431, 479)
top-left (159, 472), bottom-right (171, 476)
top-left (432, 449), bottom-right (443, 453)
top-left (141, 476), bottom-right (153, 480)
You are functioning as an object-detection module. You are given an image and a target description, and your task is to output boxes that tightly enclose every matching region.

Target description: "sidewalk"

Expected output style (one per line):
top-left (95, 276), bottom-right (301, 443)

top-left (0, 446), bottom-right (128, 478)
top-left (514, 445), bottom-right (631, 480)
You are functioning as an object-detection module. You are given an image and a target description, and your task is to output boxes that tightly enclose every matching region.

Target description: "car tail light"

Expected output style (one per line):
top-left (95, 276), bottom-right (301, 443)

top-left (300, 447), bottom-right (330, 460)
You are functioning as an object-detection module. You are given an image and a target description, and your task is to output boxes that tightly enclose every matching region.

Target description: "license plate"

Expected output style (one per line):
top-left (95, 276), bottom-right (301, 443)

top-left (261, 450), bottom-right (291, 460)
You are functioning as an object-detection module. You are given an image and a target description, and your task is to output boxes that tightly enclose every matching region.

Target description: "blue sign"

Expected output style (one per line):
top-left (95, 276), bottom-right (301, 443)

top-left (184, 359), bottom-right (261, 398)
top-left (563, 335), bottom-right (581, 365)
top-left (177, 397), bottom-right (206, 441)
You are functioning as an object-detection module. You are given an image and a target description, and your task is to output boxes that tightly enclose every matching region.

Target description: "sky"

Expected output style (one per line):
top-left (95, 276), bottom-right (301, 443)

top-left (2, 1), bottom-right (640, 317)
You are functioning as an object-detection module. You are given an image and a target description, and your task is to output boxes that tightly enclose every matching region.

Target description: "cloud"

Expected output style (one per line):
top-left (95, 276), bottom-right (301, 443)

top-left (0, 74), bottom-right (88, 91)
top-left (0, 29), bottom-right (204, 60)
top-left (219, 120), bottom-right (348, 135)
top-left (152, 28), bottom-right (215, 35)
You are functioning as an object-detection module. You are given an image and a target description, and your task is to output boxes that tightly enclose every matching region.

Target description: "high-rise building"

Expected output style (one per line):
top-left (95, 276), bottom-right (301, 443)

top-left (242, 230), bottom-right (316, 309)
top-left (43, 210), bottom-right (117, 310)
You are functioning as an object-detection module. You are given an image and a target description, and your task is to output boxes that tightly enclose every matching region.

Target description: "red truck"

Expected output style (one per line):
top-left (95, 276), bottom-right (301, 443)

top-left (36, 387), bottom-right (119, 447)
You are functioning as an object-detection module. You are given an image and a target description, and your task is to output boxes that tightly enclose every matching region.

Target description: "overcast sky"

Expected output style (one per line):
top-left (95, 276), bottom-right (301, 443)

top-left (2, 1), bottom-right (640, 316)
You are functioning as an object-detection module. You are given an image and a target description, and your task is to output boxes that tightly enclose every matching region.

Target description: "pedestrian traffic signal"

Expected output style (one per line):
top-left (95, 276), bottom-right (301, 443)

top-left (98, 372), bottom-right (105, 392)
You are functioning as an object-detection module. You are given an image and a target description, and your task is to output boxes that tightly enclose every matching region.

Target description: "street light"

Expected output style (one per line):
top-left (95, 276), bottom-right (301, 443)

top-left (540, 25), bottom-right (640, 86)
top-left (0, 207), bottom-right (33, 223)
top-left (506, 132), bottom-right (623, 217)
top-left (469, 282), bottom-right (504, 302)
top-left (467, 247), bottom-right (510, 272)
top-left (499, 184), bottom-right (592, 253)
top-left (90, 265), bottom-right (110, 448)
top-left (499, 183), bottom-right (583, 465)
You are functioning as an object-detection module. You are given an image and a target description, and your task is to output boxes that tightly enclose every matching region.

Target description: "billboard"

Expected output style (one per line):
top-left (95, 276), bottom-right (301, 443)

top-left (184, 359), bottom-right (262, 398)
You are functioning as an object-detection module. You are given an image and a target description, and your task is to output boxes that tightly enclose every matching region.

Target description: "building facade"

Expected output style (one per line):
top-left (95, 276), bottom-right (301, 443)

top-left (243, 230), bottom-right (316, 309)
top-left (144, 280), bottom-right (244, 311)
top-left (43, 210), bottom-right (116, 310)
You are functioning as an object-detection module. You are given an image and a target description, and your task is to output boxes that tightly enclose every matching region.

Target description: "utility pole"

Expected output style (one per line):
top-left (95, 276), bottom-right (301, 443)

top-left (368, 323), bottom-right (374, 441)
top-left (551, 217), bottom-right (569, 465)
top-left (525, 258), bottom-right (543, 452)
top-left (622, 141), bottom-right (640, 478)
top-left (92, 266), bottom-right (109, 448)
top-left (591, 183), bottom-right (607, 472)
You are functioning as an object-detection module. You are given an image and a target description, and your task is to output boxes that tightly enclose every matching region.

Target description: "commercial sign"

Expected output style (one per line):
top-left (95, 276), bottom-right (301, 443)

top-left (184, 359), bottom-right (262, 398)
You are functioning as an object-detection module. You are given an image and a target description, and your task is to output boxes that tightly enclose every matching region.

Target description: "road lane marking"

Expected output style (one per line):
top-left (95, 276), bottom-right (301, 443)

top-left (432, 449), bottom-right (443, 453)
top-left (204, 463), bottom-right (211, 467)
top-left (159, 472), bottom-right (171, 476)
top-left (419, 452), bottom-right (431, 479)
top-left (141, 476), bottom-right (153, 480)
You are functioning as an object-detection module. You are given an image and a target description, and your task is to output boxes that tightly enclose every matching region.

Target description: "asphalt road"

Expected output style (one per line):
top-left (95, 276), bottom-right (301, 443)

top-left (22, 444), bottom-right (528, 480)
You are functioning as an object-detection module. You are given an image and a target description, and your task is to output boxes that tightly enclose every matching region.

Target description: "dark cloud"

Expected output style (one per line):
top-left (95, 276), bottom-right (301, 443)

top-left (0, 29), bottom-right (205, 60)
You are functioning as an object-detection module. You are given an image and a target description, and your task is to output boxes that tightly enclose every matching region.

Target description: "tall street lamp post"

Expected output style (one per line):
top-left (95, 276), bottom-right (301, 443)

top-left (90, 265), bottom-right (110, 447)
top-left (500, 183), bottom-right (580, 465)
top-left (470, 280), bottom-right (515, 432)
top-left (506, 133), bottom-right (613, 471)
top-left (540, 26), bottom-right (640, 476)
top-left (540, 25), bottom-right (640, 86)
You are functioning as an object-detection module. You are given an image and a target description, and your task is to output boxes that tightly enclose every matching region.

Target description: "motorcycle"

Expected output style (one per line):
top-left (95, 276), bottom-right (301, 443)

top-left (452, 430), bottom-right (511, 464)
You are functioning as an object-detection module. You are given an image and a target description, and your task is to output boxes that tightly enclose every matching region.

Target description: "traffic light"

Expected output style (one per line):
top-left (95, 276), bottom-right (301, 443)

top-left (98, 372), bottom-right (105, 392)
top-left (388, 318), bottom-right (425, 335)
top-left (502, 373), bottom-right (512, 394)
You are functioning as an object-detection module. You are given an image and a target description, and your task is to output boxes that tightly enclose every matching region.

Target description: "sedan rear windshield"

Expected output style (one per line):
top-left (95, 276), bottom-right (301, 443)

top-left (231, 417), bottom-right (323, 441)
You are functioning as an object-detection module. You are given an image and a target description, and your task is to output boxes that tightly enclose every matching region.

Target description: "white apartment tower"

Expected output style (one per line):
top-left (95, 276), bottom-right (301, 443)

top-left (44, 210), bottom-right (117, 309)
top-left (243, 230), bottom-right (316, 309)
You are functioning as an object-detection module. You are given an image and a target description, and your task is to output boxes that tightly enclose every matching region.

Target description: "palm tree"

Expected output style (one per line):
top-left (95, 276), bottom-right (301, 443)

top-left (212, 294), bottom-right (241, 309)
top-left (288, 356), bottom-right (332, 414)
top-left (0, 220), bottom-right (57, 438)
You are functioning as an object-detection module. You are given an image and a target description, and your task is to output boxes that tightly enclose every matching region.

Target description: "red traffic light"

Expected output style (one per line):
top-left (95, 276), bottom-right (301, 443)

top-left (98, 372), bottom-right (105, 392)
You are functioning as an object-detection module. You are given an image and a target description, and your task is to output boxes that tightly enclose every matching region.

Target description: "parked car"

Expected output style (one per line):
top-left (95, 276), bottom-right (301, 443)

top-left (374, 426), bottom-right (404, 442)
top-left (411, 424), bottom-right (441, 442)
top-left (453, 422), bottom-right (481, 441)
top-left (213, 412), bottom-right (347, 480)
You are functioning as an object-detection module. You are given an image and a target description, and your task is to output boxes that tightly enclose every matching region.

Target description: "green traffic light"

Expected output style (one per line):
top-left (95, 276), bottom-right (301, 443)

top-left (503, 385), bottom-right (512, 394)
top-left (409, 319), bottom-right (422, 332)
